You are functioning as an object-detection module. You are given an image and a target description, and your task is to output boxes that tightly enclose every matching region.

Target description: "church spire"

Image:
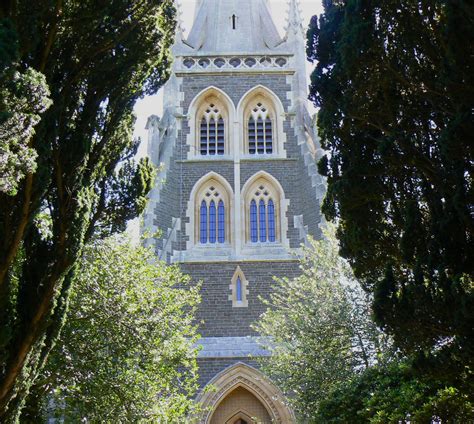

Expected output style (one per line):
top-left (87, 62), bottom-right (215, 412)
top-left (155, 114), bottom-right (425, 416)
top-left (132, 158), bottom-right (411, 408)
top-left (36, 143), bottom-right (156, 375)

top-left (185, 0), bottom-right (282, 54)
top-left (286, 0), bottom-right (304, 38)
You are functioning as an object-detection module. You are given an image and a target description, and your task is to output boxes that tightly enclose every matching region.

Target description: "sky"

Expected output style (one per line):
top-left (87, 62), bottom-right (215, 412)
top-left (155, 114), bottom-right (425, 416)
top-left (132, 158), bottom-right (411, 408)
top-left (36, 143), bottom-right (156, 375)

top-left (132, 0), bottom-right (324, 144)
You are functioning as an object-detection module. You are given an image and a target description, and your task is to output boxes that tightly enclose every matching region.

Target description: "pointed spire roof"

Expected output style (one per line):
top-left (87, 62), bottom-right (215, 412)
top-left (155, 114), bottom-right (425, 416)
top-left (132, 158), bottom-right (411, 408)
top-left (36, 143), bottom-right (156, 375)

top-left (185, 0), bottom-right (282, 54)
top-left (286, 0), bottom-right (304, 37)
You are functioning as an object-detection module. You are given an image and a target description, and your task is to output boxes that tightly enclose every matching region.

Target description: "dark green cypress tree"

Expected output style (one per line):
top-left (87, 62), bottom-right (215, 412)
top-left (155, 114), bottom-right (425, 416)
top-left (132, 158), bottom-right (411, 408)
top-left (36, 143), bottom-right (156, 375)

top-left (308, 0), bottom-right (473, 390)
top-left (0, 0), bottom-right (176, 420)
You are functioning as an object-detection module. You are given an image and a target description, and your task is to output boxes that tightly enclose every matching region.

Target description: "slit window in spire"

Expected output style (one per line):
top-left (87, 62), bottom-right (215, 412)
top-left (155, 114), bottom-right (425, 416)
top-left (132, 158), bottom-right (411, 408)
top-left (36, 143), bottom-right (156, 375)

top-left (232, 14), bottom-right (236, 30)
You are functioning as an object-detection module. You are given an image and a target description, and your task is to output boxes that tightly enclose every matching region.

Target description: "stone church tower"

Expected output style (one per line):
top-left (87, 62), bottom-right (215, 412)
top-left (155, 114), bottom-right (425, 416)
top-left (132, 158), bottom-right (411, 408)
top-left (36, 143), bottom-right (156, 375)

top-left (143, 0), bottom-right (325, 422)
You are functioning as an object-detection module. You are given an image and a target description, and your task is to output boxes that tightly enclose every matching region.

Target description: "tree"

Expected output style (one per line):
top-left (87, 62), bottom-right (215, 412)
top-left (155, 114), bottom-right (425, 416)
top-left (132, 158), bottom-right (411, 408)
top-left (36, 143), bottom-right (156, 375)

top-left (0, 19), bottom-right (51, 195)
top-left (256, 227), bottom-right (473, 423)
top-left (307, 0), bottom-right (473, 386)
top-left (255, 226), bottom-right (390, 421)
top-left (0, 1), bottom-right (176, 419)
top-left (318, 361), bottom-right (474, 424)
top-left (22, 237), bottom-right (200, 423)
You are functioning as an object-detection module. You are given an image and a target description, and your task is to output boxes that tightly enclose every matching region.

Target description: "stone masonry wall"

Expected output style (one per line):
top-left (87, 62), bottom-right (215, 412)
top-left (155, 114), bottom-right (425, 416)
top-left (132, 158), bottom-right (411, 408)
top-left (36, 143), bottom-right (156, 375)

top-left (180, 260), bottom-right (301, 337)
top-left (152, 72), bottom-right (323, 257)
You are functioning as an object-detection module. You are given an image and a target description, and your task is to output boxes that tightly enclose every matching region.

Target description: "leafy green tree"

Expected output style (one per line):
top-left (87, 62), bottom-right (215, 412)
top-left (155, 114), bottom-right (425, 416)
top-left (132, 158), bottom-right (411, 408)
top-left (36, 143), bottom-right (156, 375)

top-left (0, 0), bottom-right (176, 419)
top-left (0, 19), bottom-right (51, 195)
top-left (307, 0), bottom-right (473, 386)
top-left (318, 362), bottom-right (474, 424)
top-left (23, 237), bottom-right (200, 423)
top-left (256, 227), bottom-right (473, 422)
top-left (255, 226), bottom-right (391, 421)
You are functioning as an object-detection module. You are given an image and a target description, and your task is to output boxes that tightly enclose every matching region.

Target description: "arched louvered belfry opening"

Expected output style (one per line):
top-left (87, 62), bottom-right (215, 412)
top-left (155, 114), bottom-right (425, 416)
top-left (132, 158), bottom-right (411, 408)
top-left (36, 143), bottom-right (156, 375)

top-left (187, 86), bottom-right (234, 158)
top-left (237, 85), bottom-right (286, 157)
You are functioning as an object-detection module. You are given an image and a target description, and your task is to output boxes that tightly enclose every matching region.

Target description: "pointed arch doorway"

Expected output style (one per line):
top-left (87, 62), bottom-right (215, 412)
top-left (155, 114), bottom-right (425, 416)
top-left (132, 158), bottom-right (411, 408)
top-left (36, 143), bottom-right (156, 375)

top-left (195, 363), bottom-right (295, 424)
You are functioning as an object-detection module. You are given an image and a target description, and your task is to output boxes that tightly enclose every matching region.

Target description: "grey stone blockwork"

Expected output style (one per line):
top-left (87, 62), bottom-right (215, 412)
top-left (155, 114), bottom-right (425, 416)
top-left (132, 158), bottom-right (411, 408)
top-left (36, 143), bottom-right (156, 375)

top-left (180, 261), bottom-right (301, 338)
top-left (197, 358), bottom-right (261, 389)
top-left (152, 73), bottom-right (322, 257)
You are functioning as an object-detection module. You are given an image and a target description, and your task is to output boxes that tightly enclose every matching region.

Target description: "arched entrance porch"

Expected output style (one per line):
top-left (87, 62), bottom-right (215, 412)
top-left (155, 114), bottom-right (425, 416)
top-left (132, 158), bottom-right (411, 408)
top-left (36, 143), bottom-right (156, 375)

top-left (195, 362), bottom-right (295, 424)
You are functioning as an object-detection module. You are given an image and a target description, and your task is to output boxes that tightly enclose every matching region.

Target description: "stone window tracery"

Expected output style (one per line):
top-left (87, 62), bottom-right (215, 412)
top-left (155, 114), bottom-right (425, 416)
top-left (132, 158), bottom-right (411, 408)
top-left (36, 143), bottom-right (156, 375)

top-left (199, 185), bottom-right (227, 244)
top-left (192, 175), bottom-right (233, 247)
top-left (248, 182), bottom-right (278, 243)
top-left (238, 87), bottom-right (286, 158)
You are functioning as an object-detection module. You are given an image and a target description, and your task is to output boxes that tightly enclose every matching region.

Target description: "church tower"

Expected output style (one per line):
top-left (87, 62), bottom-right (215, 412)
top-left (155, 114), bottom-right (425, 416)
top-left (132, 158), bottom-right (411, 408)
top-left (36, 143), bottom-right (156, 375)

top-left (143, 1), bottom-right (325, 422)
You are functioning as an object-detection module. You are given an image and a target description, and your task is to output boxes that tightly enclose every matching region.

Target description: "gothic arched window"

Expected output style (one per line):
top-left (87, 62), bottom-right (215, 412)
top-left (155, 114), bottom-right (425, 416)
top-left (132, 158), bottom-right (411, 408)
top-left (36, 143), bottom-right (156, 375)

top-left (200, 103), bottom-right (225, 155)
top-left (229, 266), bottom-right (248, 307)
top-left (194, 176), bottom-right (232, 245)
top-left (245, 177), bottom-right (280, 243)
top-left (247, 102), bottom-right (273, 154)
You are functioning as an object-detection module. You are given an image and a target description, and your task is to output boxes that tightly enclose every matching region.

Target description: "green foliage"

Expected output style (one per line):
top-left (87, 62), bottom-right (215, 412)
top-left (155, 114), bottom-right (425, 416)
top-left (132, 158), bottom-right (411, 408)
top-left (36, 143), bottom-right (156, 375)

top-left (26, 237), bottom-right (200, 423)
top-left (0, 19), bottom-right (51, 195)
top-left (307, 0), bottom-right (473, 387)
top-left (0, 0), bottom-right (176, 419)
top-left (256, 226), bottom-right (473, 422)
top-left (318, 362), bottom-right (474, 423)
top-left (255, 225), bottom-right (391, 421)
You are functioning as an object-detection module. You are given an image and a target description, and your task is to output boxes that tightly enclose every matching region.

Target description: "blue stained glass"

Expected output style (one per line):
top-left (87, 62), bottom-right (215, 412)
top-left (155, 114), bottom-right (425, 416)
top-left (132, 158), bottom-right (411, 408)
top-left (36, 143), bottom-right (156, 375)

top-left (259, 199), bottom-right (266, 241)
top-left (250, 200), bottom-right (258, 242)
top-left (200, 200), bottom-right (207, 243)
top-left (218, 200), bottom-right (225, 243)
top-left (236, 277), bottom-right (242, 301)
top-left (209, 200), bottom-right (216, 243)
top-left (268, 199), bottom-right (275, 242)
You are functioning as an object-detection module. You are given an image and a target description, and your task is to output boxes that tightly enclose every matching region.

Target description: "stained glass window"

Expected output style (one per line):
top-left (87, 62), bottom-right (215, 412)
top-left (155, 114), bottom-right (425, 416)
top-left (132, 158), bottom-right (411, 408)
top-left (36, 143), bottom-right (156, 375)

top-left (218, 200), bottom-right (225, 243)
top-left (259, 199), bottom-right (266, 241)
top-left (209, 200), bottom-right (216, 243)
top-left (200, 200), bottom-right (207, 243)
top-left (250, 200), bottom-right (258, 242)
top-left (268, 199), bottom-right (275, 242)
top-left (236, 277), bottom-right (242, 302)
